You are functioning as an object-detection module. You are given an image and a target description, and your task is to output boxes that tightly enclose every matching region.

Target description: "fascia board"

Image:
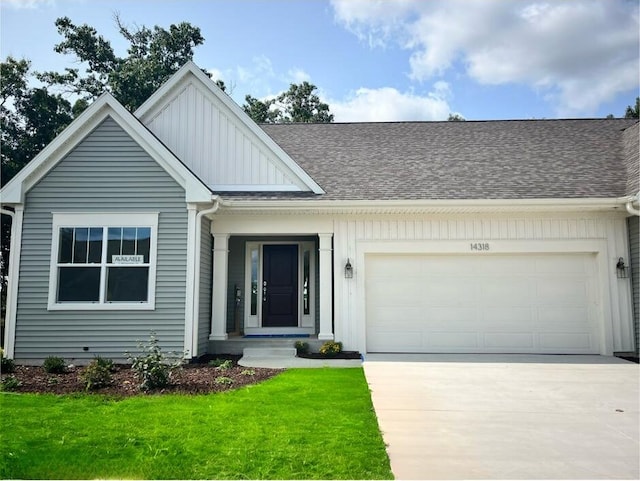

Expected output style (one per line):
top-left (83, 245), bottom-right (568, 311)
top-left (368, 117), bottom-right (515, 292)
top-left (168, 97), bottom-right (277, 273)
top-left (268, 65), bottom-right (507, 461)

top-left (218, 197), bottom-right (630, 214)
top-left (1, 92), bottom-right (212, 204)
top-left (135, 61), bottom-right (325, 195)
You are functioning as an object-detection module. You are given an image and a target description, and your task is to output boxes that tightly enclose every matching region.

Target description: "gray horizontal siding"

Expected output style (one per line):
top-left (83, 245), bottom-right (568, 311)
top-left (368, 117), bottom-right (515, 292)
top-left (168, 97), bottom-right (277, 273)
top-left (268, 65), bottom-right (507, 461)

top-left (197, 218), bottom-right (212, 356)
top-left (14, 117), bottom-right (189, 363)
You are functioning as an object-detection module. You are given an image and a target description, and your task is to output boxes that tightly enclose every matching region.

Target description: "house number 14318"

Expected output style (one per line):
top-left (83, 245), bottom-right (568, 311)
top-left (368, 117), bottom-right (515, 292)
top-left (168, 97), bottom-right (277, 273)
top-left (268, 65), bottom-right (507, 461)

top-left (470, 243), bottom-right (490, 251)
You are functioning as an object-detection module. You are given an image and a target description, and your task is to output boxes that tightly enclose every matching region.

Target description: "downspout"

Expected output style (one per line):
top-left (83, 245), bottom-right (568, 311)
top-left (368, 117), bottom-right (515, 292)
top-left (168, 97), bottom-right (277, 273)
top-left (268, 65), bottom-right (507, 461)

top-left (191, 196), bottom-right (222, 358)
top-left (625, 192), bottom-right (640, 216)
top-left (1, 207), bottom-right (21, 359)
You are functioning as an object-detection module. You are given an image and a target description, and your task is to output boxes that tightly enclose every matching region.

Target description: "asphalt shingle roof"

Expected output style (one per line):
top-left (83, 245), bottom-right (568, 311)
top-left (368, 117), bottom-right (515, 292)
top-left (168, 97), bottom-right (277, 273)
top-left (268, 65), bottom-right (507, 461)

top-left (237, 118), bottom-right (637, 201)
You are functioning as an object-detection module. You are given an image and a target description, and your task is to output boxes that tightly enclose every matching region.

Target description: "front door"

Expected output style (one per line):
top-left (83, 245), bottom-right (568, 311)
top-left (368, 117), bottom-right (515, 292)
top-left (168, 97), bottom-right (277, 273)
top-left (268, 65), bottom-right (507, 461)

top-left (262, 244), bottom-right (298, 327)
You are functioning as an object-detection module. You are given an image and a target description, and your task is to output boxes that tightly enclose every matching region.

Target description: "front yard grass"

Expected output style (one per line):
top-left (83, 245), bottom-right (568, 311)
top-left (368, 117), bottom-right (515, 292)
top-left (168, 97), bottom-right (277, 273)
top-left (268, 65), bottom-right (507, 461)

top-left (0, 368), bottom-right (392, 480)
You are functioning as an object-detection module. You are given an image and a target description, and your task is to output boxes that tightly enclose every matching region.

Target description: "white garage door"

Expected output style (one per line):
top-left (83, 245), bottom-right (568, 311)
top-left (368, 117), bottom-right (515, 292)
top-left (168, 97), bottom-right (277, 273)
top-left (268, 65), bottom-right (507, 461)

top-left (365, 253), bottom-right (600, 354)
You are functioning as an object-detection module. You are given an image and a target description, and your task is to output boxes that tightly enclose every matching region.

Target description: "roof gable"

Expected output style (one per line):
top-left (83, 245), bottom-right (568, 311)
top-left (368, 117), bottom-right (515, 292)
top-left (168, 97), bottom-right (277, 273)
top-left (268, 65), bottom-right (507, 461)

top-left (1, 93), bottom-right (212, 204)
top-left (135, 62), bottom-right (324, 194)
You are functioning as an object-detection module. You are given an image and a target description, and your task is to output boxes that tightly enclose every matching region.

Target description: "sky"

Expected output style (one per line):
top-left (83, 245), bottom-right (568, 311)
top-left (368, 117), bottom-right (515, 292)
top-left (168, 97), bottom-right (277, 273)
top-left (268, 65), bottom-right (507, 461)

top-left (1, 0), bottom-right (639, 122)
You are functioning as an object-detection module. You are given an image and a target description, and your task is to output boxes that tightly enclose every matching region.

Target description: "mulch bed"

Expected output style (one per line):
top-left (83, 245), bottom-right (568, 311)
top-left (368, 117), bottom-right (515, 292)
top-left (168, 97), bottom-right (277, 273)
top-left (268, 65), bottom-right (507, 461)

top-left (1, 356), bottom-right (282, 397)
top-left (297, 351), bottom-right (362, 360)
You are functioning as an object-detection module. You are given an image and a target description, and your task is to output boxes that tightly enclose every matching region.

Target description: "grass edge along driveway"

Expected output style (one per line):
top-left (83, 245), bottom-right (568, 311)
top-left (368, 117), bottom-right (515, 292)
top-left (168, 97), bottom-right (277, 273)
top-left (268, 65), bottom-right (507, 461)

top-left (1, 367), bottom-right (393, 480)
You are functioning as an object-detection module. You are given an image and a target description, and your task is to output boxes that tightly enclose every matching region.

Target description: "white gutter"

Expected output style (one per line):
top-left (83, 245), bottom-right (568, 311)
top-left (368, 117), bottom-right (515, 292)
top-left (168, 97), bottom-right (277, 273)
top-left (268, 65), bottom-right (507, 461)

top-left (1, 206), bottom-right (23, 359)
top-left (190, 196), bottom-right (222, 358)
top-left (625, 192), bottom-right (640, 216)
top-left (218, 197), bottom-right (635, 215)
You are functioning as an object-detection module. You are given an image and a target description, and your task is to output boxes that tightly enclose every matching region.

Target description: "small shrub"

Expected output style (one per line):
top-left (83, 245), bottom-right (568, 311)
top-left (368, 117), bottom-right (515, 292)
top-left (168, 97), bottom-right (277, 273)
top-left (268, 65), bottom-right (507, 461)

top-left (214, 376), bottom-right (234, 385)
top-left (43, 356), bottom-right (67, 374)
top-left (126, 332), bottom-right (185, 391)
top-left (208, 358), bottom-right (233, 369)
top-left (0, 351), bottom-right (15, 374)
top-left (240, 369), bottom-right (256, 376)
top-left (319, 341), bottom-right (343, 357)
top-left (93, 356), bottom-right (115, 372)
top-left (1, 376), bottom-right (21, 391)
top-left (294, 341), bottom-right (309, 355)
top-left (81, 357), bottom-right (114, 391)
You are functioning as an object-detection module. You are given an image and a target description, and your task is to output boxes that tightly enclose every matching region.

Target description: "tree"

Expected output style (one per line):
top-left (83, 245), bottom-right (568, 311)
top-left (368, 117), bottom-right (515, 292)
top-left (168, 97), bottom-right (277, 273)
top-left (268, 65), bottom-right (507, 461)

top-left (447, 113), bottom-right (466, 121)
top-left (624, 97), bottom-right (639, 119)
top-left (37, 15), bottom-right (206, 111)
top-left (243, 81), bottom-right (333, 123)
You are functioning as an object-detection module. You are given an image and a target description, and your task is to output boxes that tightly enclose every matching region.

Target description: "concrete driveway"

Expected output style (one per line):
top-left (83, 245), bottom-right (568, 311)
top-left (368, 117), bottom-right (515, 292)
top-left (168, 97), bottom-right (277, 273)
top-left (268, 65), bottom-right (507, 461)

top-left (363, 354), bottom-right (639, 480)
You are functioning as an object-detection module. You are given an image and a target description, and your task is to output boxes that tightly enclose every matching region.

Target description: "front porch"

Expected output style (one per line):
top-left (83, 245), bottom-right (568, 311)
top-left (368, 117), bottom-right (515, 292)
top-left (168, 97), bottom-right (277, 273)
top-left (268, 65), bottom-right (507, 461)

top-left (201, 221), bottom-right (337, 356)
top-left (209, 334), bottom-right (327, 355)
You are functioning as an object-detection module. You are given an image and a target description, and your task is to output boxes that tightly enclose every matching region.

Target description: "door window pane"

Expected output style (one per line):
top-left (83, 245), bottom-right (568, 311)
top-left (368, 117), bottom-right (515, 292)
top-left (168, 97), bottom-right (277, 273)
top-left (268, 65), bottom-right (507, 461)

top-left (106, 267), bottom-right (149, 302)
top-left (250, 248), bottom-right (258, 316)
top-left (303, 249), bottom-right (310, 315)
top-left (58, 267), bottom-right (100, 302)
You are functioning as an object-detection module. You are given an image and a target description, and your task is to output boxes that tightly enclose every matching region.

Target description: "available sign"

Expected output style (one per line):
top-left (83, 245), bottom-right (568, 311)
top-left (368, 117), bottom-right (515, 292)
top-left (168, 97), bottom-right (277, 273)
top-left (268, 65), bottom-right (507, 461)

top-left (112, 255), bottom-right (144, 264)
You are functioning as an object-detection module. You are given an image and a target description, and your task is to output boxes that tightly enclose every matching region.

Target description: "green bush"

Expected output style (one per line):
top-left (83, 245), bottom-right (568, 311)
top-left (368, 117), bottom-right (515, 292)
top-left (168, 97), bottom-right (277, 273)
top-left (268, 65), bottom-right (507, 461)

top-left (214, 376), bottom-right (234, 385)
top-left (294, 341), bottom-right (309, 354)
top-left (0, 350), bottom-right (16, 374)
top-left (208, 358), bottom-right (233, 369)
top-left (0, 375), bottom-right (21, 391)
top-left (319, 341), bottom-right (343, 357)
top-left (43, 356), bottom-right (67, 374)
top-left (126, 332), bottom-right (185, 391)
top-left (81, 357), bottom-right (114, 391)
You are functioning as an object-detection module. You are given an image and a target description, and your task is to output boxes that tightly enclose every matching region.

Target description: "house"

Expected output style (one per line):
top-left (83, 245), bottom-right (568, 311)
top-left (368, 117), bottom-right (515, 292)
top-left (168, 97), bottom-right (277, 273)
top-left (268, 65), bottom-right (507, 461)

top-left (1, 62), bottom-right (638, 363)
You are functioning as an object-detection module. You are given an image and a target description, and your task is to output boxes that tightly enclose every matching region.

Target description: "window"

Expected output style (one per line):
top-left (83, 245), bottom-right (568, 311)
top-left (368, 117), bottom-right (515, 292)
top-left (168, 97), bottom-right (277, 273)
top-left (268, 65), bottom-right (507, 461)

top-left (48, 213), bottom-right (158, 310)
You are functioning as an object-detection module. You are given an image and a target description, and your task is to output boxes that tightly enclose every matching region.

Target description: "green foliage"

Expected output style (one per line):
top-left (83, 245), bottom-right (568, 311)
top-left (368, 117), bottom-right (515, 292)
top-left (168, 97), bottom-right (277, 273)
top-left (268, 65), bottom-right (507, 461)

top-left (240, 369), bottom-right (256, 376)
top-left (0, 350), bottom-right (15, 374)
top-left (0, 376), bottom-right (21, 391)
top-left (625, 97), bottom-right (639, 119)
top-left (243, 81), bottom-right (333, 124)
top-left (319, 340), bottom-right (343, 357)
top-left (127, 332), bottom-right (185, 391)
top-left (214, 376), bottom-right (234, 385)
top-left (37, 15), bottom-right (206, 112)
top-left (81, 357), bottom-right (114, 391)
top-left (294, 341), bottom-right (309, 354)
top-left (43, 356), bottom-right (67, 374)
top-left (0, 369), bottom-right (392, 479)
top-left (208, 358), bottom-right (233, 369)
top-left (447, 113), bottom-right (466, 121)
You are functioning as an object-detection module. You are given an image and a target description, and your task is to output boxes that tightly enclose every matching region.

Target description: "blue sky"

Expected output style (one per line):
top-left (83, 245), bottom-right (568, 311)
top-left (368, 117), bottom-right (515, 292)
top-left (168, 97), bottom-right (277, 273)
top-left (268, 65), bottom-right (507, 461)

top-left (1, 0), bottom-right (638, 121)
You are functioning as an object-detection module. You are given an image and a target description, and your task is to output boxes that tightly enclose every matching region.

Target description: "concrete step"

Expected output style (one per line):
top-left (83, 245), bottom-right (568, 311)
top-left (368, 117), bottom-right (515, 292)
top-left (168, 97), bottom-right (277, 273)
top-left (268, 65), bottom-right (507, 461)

top-left (242, 347), bottom-right (297, 358)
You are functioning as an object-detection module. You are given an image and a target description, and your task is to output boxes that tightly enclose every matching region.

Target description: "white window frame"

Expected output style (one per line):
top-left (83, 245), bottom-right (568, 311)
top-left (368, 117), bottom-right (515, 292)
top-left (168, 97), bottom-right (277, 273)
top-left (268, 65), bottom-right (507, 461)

top-left (48, 212), bottom-right (159, 310)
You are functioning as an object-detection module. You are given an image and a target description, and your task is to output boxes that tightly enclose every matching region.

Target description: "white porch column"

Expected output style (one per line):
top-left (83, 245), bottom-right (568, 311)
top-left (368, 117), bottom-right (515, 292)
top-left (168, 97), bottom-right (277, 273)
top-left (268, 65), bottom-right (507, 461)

top-left (318, 233), bottom-right (334, 341)
top-left (210, 233), bottom-right (229, 341)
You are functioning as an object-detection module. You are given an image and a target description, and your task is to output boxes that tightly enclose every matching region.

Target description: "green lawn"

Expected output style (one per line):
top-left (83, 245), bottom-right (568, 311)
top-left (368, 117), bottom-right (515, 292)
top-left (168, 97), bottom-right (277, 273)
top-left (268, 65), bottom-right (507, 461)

top-left (0, 368), bottom-right (393, 480)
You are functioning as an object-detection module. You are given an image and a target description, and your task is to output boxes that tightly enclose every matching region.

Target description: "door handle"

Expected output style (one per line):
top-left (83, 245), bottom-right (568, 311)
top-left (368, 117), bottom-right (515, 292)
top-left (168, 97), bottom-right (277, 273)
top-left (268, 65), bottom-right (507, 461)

top-left (263, 280), bottom-right (267, 302)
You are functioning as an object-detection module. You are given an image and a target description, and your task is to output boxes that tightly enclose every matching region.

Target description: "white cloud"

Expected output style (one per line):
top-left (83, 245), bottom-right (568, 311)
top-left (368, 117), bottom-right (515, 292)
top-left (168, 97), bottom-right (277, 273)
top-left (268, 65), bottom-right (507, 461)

top-left (287, 68), bottom-right (311, 84)
top-left (329, 85), bottom-right (451, 122)
top-left (330, 0), bottom-right (640, 116)
top-left (1, 0), bottom-right (54, 8)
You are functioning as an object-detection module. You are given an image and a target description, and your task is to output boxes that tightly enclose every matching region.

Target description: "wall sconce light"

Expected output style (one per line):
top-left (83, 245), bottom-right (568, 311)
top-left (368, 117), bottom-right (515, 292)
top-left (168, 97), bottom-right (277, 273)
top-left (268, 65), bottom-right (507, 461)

top-left (616, 257), bottom-right (629, 279)
top-left (345, 258), bottom-right (354, 279)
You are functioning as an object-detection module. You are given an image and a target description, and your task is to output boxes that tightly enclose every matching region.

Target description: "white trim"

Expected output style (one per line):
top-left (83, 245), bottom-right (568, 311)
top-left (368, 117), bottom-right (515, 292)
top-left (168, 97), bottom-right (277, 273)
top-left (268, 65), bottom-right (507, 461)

top-left (184, 205), bottom-right (198, 358)
top-left (47, 212), bottom-right (158, 311)
top-left (243, 240), bottom-right (316, 332)
top-left (212, 184), bottom-right (303, 192)
top-left (0, 93), bottom-right (212, 205)
top-left (134, 61), bottom-right (324, 195)
top-left (219, 197), bottom-right (634, 215)
top-left (2, 206), bottom-right (23, 358)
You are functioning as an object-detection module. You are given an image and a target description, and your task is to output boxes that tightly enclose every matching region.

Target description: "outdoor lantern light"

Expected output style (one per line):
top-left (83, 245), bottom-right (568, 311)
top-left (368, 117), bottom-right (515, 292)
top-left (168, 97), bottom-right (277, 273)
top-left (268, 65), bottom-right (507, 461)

top-left (616, 257), bottom-right (629, 279)
top-left (345, 258), bottom-right (354, 279)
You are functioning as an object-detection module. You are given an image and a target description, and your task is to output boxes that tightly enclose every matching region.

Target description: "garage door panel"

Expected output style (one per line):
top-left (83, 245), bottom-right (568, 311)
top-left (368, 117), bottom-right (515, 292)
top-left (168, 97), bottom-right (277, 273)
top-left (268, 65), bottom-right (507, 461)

top-left (366, 253), bottom-right (599, 354)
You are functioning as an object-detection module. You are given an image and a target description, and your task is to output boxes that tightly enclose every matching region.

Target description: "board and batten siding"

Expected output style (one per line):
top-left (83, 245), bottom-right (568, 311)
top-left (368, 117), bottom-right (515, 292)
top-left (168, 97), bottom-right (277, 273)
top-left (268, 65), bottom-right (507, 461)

top-left (144, 82), bottom-right (302, 189)
top-left (332, 213), bottom-right (635, 354)
top-left (629, 215), bottom-right (639, 354)
top-left (14, 117), bottom-right (189, 363)
top-left (197, 218), bottom-right (213, 355)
